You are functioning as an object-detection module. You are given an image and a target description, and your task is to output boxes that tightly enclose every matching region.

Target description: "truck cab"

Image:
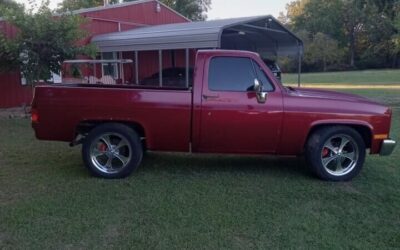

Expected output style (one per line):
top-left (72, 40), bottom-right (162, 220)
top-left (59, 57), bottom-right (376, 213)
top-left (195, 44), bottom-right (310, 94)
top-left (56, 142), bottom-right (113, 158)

top-left (192, 50), bottom-right (284, 154)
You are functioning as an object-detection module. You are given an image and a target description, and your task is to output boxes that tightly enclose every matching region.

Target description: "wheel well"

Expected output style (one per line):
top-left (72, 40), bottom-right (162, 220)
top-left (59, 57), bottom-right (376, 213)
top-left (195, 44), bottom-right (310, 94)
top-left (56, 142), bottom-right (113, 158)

top-left (75, 121), bottom-right (146, 140)
top-left (305, 124), bottom-right (372, 149)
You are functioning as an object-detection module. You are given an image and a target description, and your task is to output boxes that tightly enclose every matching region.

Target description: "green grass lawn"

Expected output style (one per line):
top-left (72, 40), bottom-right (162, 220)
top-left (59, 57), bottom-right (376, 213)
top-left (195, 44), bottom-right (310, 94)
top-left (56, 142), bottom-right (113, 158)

top-left (1, 89), bottom-right (399, 249)
top-left (284, 69), bottom-right (400, 85)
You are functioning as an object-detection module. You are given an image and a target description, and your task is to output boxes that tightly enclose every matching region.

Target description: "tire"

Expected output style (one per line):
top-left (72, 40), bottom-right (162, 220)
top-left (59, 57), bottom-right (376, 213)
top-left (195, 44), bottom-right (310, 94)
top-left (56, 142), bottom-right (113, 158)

top-left (305, 126), bottom-right (366, 181)
top-left (82, 123), bottom-right (143, 179)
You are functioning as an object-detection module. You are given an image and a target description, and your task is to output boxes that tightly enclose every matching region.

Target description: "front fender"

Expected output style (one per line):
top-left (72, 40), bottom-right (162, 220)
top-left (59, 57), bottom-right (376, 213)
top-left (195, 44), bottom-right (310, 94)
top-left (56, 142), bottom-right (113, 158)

top-left (309, 119), bottom-right (374, 132)
top-left (304, 119), bottom-right (375, 152)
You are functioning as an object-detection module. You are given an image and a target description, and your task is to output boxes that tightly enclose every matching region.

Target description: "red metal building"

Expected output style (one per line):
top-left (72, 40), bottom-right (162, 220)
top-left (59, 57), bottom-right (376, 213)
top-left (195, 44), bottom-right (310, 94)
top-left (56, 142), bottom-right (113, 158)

top-left (0, 0), bottom-right (189, 108)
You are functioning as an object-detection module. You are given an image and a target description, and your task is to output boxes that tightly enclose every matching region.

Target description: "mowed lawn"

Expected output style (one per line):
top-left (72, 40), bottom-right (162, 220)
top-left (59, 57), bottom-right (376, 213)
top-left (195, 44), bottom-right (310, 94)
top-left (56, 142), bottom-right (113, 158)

top-left (0, 89), bottom-right (399, 249)
top-left (284, 69), bottom-right (400, 85)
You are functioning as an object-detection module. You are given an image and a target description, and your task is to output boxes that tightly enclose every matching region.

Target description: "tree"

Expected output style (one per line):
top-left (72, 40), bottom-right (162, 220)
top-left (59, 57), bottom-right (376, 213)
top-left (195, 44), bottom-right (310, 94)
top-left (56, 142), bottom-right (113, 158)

top-left (0, 1), bottom-right (97, 84)
top-left (279, 0), bottom-right (400, 71)
top-left (0, 0), bottom-right (24, 71)
top-left (278, 0), bottom-right (309, 27)
top-left (392, 3), bottom-right (400, 66)
top-left (282, 0), bottom-right (366, 68)
top-left (306, 32), bottom-right (343, 71)
top-left (341, 0), bottom-right (366, 67)
top-left (286, 0), bottom-right (345, 43)
top-left (123, 0), bottom-right (211, 21)
top-left (0, 0), bottom-right (20, 9)
top-left (281, 30), bottom-right (344, 72)
top-left (361, 0), bottom-right (400, 68)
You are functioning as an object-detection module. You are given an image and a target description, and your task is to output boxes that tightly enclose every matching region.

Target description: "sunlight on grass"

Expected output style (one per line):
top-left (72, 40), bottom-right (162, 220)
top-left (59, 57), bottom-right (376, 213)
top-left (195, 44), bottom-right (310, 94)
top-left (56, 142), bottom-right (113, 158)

top-left (284, 69), bottom-right (400, 85)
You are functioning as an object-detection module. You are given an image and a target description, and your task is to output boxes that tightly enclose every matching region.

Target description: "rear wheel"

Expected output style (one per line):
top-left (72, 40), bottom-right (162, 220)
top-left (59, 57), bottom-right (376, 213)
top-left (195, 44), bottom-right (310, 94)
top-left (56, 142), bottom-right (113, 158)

top-left (82, 123), bottom-right (143, 179)
top-left (306, 126), bottom-right (366, 181)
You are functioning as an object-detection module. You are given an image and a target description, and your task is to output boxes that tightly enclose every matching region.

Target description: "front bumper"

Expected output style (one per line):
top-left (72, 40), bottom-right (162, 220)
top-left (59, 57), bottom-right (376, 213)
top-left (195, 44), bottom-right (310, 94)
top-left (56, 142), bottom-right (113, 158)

top-left (380, 139), bottom-right (397, 156)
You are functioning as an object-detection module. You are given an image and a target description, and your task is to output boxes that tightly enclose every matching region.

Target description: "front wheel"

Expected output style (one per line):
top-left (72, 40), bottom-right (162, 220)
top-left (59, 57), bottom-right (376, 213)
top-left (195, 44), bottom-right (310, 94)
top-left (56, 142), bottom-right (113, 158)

top-left (306, 126), bottom-right (366, 181)
top-left (82, 123), bottom-right (143, 179)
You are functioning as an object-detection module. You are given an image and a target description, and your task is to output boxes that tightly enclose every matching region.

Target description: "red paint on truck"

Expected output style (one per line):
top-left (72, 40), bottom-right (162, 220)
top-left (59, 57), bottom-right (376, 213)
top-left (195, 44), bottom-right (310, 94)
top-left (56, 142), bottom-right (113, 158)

top-left (32, 50), bottom-right (395, 180)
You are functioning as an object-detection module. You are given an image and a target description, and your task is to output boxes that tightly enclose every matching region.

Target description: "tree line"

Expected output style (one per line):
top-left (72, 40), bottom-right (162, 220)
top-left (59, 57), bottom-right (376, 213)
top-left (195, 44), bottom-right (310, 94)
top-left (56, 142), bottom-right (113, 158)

top-left (279, 0), bottom-right (400, 72)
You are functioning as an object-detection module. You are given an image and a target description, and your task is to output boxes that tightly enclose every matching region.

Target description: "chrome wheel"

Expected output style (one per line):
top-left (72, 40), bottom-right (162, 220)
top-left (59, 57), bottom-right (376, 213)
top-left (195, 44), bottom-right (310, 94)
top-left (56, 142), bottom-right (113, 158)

top-left (321, 134), bottom-right (359, 177)
top-left (90, 133), bottom-right (132, 174)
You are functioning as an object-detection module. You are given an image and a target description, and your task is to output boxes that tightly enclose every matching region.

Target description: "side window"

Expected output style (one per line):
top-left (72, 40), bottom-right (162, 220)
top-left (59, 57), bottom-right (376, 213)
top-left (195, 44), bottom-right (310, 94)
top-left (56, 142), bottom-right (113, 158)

top-left (209, 57), bottom-right (256, 92)
top-left (252, 60), bottom-right (274, 92)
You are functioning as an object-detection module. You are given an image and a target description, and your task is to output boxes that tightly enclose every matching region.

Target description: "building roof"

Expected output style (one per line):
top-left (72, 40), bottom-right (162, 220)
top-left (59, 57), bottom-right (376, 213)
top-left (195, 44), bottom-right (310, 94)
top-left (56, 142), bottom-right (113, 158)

top-left (92, 15), bottom-right (303, 58)
top-left (63, 0), bottom-right (190, 22)
top-left (2, 0), bottom-right (190, 22)
top-left (69, 0), bottom-right (152, 14)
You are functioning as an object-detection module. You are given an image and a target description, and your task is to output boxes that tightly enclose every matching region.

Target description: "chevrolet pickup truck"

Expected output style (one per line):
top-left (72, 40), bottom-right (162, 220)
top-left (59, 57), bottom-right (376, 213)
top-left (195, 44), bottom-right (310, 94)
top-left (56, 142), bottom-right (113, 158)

top-left (31, 50), bottom-right (396, 181)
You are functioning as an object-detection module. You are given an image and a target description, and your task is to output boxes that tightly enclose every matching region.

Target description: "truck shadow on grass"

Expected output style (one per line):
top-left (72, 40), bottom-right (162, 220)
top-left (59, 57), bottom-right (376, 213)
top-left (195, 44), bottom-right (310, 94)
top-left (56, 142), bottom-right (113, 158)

top-left (133, 152), bottom-right (312, 180)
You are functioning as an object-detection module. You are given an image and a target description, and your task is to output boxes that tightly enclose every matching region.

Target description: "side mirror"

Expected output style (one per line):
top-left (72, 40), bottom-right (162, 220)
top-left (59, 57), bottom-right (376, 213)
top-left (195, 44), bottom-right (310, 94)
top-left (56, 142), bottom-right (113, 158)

top-left (254, 78), bottom-right (261, 92)
top-left (254, 79), bottom-right (267, 104)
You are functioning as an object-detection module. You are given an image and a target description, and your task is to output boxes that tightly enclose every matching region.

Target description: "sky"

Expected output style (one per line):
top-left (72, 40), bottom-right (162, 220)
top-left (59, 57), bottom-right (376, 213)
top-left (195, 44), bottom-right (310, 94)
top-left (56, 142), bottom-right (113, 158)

top-left (16, 0), bottom-right (62, 10)
top-left (208, 0), bottom-right (291, 20)
top-left (15, 0), bottom-right (292, 19)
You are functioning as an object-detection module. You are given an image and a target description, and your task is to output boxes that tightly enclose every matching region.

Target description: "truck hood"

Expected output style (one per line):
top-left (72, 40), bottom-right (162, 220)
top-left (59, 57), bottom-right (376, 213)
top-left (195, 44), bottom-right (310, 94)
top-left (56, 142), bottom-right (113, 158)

top-left (289, 87), bottom-right (378, 104)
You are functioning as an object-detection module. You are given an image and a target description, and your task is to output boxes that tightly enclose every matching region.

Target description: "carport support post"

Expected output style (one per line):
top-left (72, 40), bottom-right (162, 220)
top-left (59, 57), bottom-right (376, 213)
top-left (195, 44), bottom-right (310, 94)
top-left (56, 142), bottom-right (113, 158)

top-left (297, 43), bottom-right (302, 88)
top-left (119, 52), bottom-right (124, 83)
top-left (185, 48), bottom-right (189, 88)
top-left (135, 51), bottom-right (139, 85)
top-left (159, 50), bottom-right (163, 87)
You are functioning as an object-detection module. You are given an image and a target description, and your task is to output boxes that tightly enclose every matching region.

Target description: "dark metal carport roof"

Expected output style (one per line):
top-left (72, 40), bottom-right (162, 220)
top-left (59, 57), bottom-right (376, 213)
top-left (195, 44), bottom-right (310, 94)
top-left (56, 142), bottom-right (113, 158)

top-left (92, 15), bottom-right (303, 59)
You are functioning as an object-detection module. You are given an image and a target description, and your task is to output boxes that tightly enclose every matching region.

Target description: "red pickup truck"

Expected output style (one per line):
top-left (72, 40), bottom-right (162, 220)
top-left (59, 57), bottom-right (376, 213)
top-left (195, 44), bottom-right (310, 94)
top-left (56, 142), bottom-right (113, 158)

top-left (31, 50), bottom-right (396, 181)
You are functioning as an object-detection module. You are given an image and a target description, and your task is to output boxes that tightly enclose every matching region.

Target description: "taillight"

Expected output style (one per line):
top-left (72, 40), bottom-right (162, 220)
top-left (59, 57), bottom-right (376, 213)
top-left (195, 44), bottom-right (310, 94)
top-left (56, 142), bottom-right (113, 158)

top-left (31, 108), bottom-right (39, 123)
top-left (384, 107), bottom-right (392, 115)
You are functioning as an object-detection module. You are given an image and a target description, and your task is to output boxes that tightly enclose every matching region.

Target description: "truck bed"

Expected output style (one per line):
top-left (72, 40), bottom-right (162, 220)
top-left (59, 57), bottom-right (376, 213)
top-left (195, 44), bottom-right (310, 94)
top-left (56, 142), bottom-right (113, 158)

top-left (32, 84), bottom-right (193, 152)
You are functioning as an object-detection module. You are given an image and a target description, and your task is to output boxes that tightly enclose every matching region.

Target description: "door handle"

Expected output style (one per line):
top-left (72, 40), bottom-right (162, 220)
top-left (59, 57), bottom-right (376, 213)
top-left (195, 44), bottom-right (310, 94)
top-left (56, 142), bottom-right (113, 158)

top-left (202, 94), bottom-right (219, 100)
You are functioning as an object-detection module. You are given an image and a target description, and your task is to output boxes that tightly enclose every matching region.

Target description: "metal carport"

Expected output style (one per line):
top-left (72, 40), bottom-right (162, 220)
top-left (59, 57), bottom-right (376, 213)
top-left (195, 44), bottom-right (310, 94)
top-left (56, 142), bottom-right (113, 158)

top-left (92, 15), bottom-right (303, 86)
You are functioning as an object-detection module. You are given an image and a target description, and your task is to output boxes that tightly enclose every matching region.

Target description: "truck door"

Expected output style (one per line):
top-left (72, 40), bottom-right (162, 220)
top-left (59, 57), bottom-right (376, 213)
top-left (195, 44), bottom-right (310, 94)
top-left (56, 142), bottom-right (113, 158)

top-left (197, 55), bottom-right (283, 154)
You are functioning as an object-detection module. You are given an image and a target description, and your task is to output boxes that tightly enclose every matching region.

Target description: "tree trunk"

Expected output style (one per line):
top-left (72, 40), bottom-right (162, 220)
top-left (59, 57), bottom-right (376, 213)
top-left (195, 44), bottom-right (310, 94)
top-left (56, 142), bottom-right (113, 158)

top-left (392, 53), bottom-right (399, 68)
top-left (349, 31), bottom-right (355, 68)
